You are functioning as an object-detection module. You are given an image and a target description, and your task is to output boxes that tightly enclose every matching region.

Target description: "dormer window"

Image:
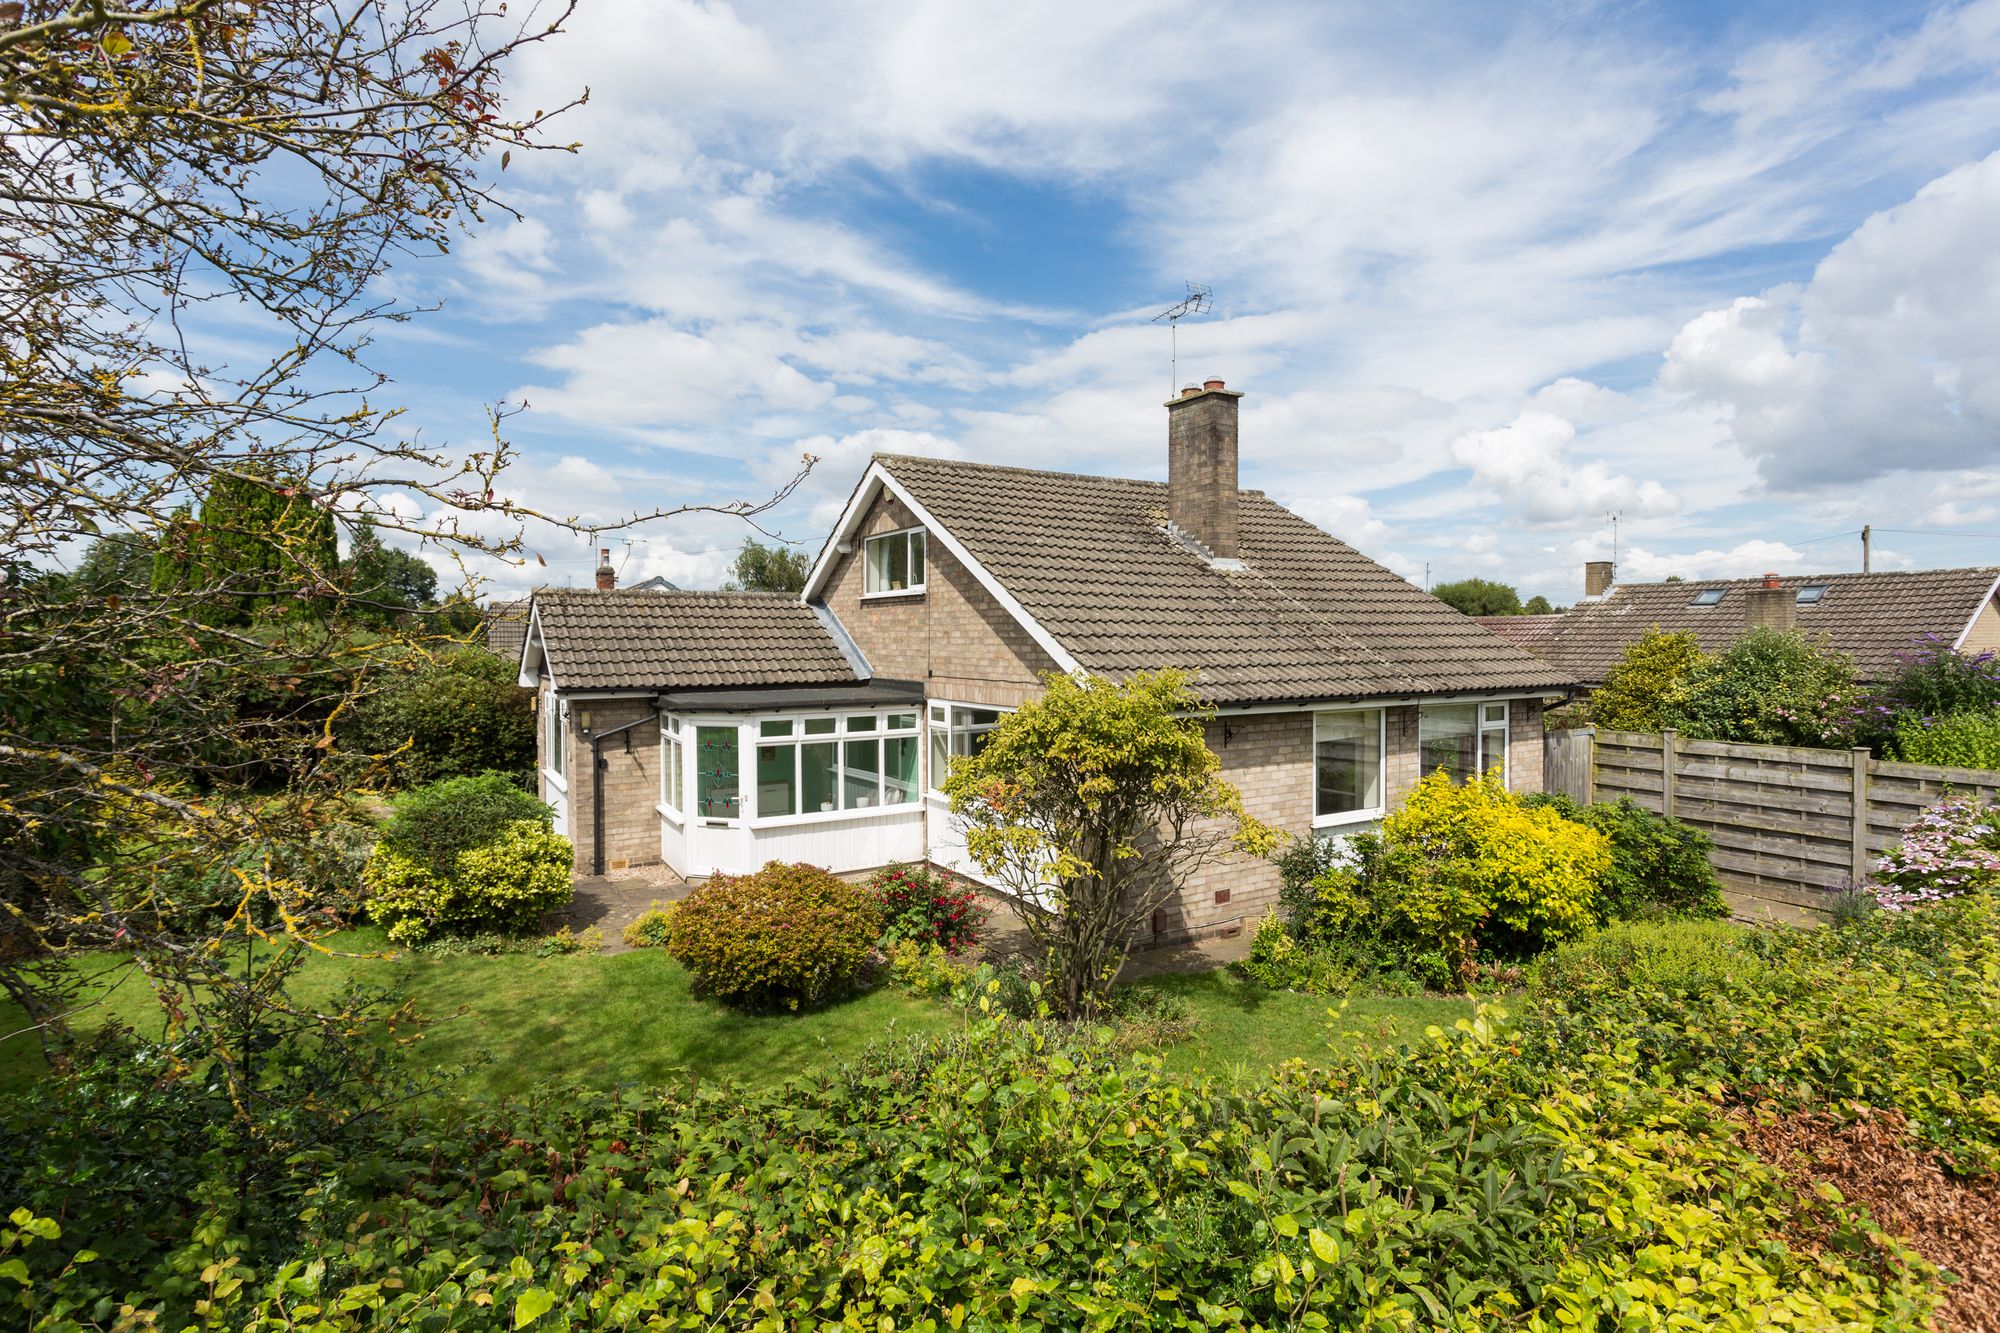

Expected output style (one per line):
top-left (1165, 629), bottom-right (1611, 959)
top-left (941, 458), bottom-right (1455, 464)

top-left (1690, 588), bottom-right (1726, 607)
top-left (864, 527), bottom-right (927, 596)
top-left (1796, 584), bottom-right (1828, 605)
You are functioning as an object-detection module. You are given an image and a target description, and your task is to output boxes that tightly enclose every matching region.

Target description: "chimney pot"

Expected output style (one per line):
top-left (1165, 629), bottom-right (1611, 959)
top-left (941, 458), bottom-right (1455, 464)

top-left (1584, 560), bottom-right (1615, 598)
top-left (595, 547), bottom-right (616, 592)
top-left (1762, 570), bottom-right (1780, 589)
top-left (1165, 378), bottom-right (1245, 560)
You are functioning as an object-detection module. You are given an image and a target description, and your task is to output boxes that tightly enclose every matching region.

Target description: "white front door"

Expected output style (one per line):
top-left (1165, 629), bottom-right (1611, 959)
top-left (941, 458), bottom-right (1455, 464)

top-left (686, 721), bottom-right (749, 875)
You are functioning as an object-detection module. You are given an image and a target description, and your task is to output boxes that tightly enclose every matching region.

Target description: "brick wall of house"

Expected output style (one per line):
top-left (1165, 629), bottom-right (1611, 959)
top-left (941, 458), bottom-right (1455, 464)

top-left (1509, 697), bottom-right (1546, 793)
top-left (537, 691), bottom-right (661, 875)
top-left (818, 490), bottom-right (1060, 708)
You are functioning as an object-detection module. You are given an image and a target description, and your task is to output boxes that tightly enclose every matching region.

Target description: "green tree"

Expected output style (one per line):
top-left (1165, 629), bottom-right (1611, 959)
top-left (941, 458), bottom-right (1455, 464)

top-left (151, 467), bottom-right (341, 624)
top-left (344, 648), bottom-right (535, 787)
top-left (724, 537), bottom-right (811, 593)
top-left (1432, 578), bottom-right (1524, 616)
top-left (1590, 629), bottom-right (1710, 732)
top-left (347, 519), bottom-right (440, 626)
top-left (1661, 628), bottom-right (1858, 747)
top-left (71, 533), bottom-right (155, 596)
top-left (1523, 594), bottom-right (1557, 615)
top-left (942, 671), bottom-right (1275, 1019)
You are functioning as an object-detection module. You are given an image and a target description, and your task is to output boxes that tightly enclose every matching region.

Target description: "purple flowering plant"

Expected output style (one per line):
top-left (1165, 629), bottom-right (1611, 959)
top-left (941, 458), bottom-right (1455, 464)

top-left (1873, 794), bottom-right (2000, 911)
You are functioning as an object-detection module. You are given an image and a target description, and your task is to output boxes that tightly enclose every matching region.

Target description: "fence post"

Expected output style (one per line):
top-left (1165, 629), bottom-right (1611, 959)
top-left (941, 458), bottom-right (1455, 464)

top-left (1850, 747), bottom-right (1871, 887)
top-left (1582, 726), bottom-right (1596, 804)
top-left (1661, 729), bottom-right (1677, 818)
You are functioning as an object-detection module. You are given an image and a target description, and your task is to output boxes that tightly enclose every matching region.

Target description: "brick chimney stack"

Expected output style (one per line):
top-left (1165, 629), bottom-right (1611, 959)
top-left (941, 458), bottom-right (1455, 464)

top-left (1584, 560), bottom-right (1615, 598)
top-left (1165, 377), bottom-right (1244, 559)
top-left (595, 547), bottom-right (616, 592)
top-left (1743, 571), bottom-right (1794, 632)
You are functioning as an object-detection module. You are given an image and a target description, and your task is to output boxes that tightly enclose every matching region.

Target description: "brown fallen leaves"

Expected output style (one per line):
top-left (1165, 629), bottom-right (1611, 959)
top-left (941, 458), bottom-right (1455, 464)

top-left (1740, 1106), bottom-right (2000, 1332)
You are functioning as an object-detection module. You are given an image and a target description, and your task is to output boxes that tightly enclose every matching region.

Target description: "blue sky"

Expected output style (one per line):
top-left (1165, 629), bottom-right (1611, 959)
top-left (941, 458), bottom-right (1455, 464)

top-left (363, 0), bottom-right (2000, 602)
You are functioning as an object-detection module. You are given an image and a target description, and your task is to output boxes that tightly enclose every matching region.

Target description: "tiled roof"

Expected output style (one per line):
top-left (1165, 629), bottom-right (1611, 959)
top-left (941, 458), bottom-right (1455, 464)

top-left (1475, 614), bottom-right (1565, 648)
top-left (1532, 567), bottom-right (2000, 684)
top-left (484, 599), bottom-right (530, 664)
top-left (876, 455), bottom-right (1575, 705)
top-left (530, 589), bottom-right (859, 691)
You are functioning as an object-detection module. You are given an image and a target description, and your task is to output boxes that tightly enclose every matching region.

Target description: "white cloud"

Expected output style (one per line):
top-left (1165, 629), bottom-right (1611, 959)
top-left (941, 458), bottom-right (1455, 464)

top-left (1662, 149), bottom-right (2000, 486)
top-left (1448, 410), bottom-right (1679, 525)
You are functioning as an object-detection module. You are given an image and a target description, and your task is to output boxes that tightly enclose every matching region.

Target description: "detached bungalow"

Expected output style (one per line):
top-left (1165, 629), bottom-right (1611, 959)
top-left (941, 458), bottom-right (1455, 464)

top-left (517, 381), bottom-right (1573, 944)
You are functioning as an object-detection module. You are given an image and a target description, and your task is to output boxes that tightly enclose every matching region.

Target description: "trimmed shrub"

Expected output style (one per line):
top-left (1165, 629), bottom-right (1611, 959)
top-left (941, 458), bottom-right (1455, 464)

top-left (621, 903), bottom-right (675, 949)
top-left (364, 818), bottom-right (572, 945)
top-left (884, 939), bottom-right (974, 997)
top-left (1589, 627), bottom-right (1708, 732)
top-left (1529, 918), bottom-right (1759, 1003)
top-left (378, 772), bottom-right (550, 873)
top-left (869, 861), bottom-right (985, 954)
top-left (1369, 772), bottom-right (1610, 978)
top-left (1524, 792), bottom-right (1727, 919)
top-left (1891, 709), bottom-right (2000, 769)
top-left (665, 861), bottom-right (881, 1010)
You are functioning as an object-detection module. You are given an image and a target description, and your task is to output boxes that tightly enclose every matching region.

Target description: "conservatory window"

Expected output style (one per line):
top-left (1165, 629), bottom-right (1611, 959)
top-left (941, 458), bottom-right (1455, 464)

top-left (544, 693), bottom-right (565, 779)
top-left (928, 703), bottom-right (1004, 793)
top-left (753, 711), bottom-right (921, 819)
top-left (864, 527), bottom-right (927, 596)
top-left (660, 715), bottom-right (683, 815)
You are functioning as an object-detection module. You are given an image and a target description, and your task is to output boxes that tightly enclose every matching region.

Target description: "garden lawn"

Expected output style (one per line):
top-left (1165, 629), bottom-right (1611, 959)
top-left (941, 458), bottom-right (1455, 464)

top-left (1130, 969), bottom-right (1475, 1080)
top-left (0, 929), bottom-right (958, 1102)
top-left (0, 935), bottom-right (1472, 1102)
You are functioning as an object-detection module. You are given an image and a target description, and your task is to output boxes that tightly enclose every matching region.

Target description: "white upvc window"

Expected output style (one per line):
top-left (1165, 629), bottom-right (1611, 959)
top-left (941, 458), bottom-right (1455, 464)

top-left (1418, 701), bottom-right (1510, 787)
top-left (863, 527), bottom-right (927, 596)
top-left (1313, 708), bottom-right (1385, 827)
top-left (927, 702), bottom-right (1005, 794)
top-left (543, 692), bottom-right (566, 783)
top-left (659, 714), bottom-right (684, 817)
top-left (752, 711), bottom-right (921, 821)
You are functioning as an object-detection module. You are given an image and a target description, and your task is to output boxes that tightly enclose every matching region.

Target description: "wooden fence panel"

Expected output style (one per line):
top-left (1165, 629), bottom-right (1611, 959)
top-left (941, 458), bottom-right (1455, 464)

top-left (1552, 731), bottom-right (2000, 925)
top-left (1543, 726), bottom-right (1594, 802)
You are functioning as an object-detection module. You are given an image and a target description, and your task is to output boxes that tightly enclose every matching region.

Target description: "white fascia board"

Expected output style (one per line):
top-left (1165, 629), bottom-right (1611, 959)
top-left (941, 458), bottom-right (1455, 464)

top-left (810, 601), bottom-right (874, 679)
top-left (518, 605), bottom-right (551, 689)
top-left (1211, 688), bottom-right (1566, 717)
top-left (1950, 572), bottom-right (2000, 650)
top-left (799, 460), bottom-right (1082, 675)
top-left (800, 464), bottom-right (882, 603)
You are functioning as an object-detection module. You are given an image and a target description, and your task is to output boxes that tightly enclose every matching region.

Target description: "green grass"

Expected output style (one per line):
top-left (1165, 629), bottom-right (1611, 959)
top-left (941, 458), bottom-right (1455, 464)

top-left (1131, 970), bottom-right (1475, 1082)
top-left (0, 936), bottom-right (1472, 1103)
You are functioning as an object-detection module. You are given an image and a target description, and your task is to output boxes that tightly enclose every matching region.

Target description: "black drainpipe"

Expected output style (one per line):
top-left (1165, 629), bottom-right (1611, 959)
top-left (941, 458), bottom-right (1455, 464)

top-left (589, 714), bottom-right (654, 877)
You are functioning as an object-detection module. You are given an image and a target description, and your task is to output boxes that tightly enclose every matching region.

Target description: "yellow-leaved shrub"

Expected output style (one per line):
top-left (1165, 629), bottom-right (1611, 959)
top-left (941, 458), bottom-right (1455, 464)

top-left (1371, 771), bottom-right (1611, 980)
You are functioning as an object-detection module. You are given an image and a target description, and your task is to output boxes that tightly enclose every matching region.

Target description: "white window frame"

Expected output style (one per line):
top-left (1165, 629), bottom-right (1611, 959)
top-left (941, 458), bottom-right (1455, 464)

top-left (1311, 707), bottom-right (1386, 829)
top-left (927, 701), bottom-right (1008, 796)
top-left (541, 691), bottom-right (567, 792)
top-left (862, 526), bottom-right (928, 599)
top-left (746, 708), bottom-right (923, 828)
top-left (1416, 701), bottom-right (1510, 788)
top-left (657, 713), bottom-right (684, 824)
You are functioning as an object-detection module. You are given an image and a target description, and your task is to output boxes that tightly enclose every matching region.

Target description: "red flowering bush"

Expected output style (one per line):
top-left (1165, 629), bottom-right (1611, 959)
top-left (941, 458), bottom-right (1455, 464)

top-left (664, 861), bottom-right (881, 1010)
top-left (870, 861), bottom-right (986, 955)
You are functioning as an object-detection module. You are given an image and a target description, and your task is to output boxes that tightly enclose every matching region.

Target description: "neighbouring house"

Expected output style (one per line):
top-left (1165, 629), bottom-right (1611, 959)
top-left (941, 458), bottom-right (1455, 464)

top-left (1505, 562), bottom-right (2000, 688)
top-left (516, 380), bottom-right (1574, 945)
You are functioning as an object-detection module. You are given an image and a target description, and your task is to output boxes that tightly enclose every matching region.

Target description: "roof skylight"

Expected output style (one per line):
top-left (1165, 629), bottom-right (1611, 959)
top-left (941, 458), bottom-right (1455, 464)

top-left (1796, 585), bottom-right (1828, 605)
top-left (1690, 588), bottom-right (1726, 606)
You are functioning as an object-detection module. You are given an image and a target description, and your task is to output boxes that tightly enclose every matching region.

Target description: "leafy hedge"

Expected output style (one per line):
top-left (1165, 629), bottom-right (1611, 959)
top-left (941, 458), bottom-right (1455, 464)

top-left (665, 860), bottom-right (880, 1010)
top-left (1522, 792), bottom-right (1728, 920)
top-left (1529, 898), bottom-right (2000, 1172)
top-left (343, 646), bottom-right (536, 787)
top-left (364, 818), bottom-right (573, 944)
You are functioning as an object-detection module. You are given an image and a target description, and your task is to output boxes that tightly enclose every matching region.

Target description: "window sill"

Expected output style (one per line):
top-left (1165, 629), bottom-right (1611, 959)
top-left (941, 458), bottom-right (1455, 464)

top-left (542, 769), bottom-right (568, 795)
top-left (860, 588), bottom-right (927, 603)
top-left (657, 804), bottom-right (684, 828)
top-left (747, 801), bottom-right (923, 830)
top-left (1312, 808), bottom-right (1383, 830)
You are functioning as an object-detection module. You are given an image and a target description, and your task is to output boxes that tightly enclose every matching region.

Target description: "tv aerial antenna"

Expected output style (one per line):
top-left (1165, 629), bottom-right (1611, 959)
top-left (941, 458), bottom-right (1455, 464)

top-left (1151, 282), bottom-right (1212, 396)
top-left (1606, 510), bottom-right (1622, 574)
